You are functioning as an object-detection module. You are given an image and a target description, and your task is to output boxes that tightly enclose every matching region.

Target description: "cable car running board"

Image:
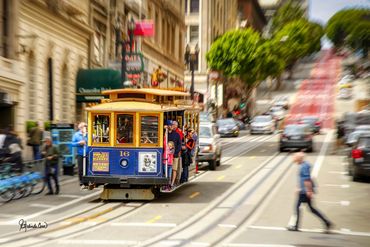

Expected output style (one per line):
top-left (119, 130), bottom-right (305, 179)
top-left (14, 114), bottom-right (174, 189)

top-left (100, 188), bottom-right (156, 200)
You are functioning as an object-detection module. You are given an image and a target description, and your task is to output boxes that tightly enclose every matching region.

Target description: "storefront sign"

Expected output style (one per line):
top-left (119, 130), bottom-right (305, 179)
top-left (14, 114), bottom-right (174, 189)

top-left (92, 152), bottom-right (110, 172)
top-left (134, 20), bottom-right (154, 36)
top-left (125, 52), bottom-right (144, 74)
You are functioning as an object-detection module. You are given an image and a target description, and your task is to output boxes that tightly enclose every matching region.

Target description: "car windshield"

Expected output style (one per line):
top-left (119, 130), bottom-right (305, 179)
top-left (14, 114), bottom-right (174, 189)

top-left (199, 126), bottom-right (212, 138)
top-left (357, 137), bottom-right (370, 148)
top-left (270, 107), bottom-right (282, 112)
top-left (284, 125), bottom-right (304, 135)
top-left (254, 116), bottom-right (271, 122)
top-left (348, 131), bottom-right (370, 143)
top-left (217, 119), bottom-right (235, 126)
top-left (200, 112), bottom-right (212, 122)
top-left (301, 117), bottom-right (318, 123)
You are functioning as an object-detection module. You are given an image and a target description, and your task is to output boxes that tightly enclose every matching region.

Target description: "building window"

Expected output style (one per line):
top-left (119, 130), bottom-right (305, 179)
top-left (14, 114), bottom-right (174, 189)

top-left (179, 33), bottom-right (183, 62)
top-left (185, 0), bottom-right (188, 13)
top-left (161, 18), bottom-right (166, 47)
top-left (171, 25), bottom-right (175, 55)
top-left (155, 11), bottom-right (159, 43)
top-left (61, 65), bottom-right (70, 122)
top-left (28, 52), bottom-right (36, 120)
top-left (189, 25), bottom-right (199, 44)
top-left (93, 20), bottom-right (106, 65)
top-left (190, 0), bottom-right (199, 13)
top-left (1, 0), bottom-right (10, 58)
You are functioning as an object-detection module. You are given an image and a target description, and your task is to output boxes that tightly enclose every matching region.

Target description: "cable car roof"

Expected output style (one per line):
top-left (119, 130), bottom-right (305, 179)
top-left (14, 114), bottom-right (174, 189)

top-left (86, 101), bottom-right (187, 112)
top-left (102, 88), bottom-right (190, 97)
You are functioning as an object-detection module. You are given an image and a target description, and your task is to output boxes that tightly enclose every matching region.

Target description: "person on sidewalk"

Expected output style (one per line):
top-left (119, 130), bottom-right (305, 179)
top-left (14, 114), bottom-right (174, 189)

top-left (28, 122), bottom-right (43, 160)
top-left (331, 120), bottom-right (345, 154)
top-left (288, 152), bottom-right (333, 232)
top-left (72, 122), bottom-right (88, 188)
top-left (41, 137), bottom-right (60, 195)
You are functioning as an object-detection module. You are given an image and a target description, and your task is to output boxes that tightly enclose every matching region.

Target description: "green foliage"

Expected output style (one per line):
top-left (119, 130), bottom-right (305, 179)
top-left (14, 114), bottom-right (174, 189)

top-left (256, 39), bottom-right (286, 80)
top-left (44, 121), bottom-right (51, 131)
top-left (271, 0), bottom-right (305, 34)
top-left (274, 19), bottom-right (323, 65)
top-left (206, 28), bottom-right (261, 87)
top-left (326, 8), bottom-right (370, 53)
top-left (26, 120), bottom-right (37, 134)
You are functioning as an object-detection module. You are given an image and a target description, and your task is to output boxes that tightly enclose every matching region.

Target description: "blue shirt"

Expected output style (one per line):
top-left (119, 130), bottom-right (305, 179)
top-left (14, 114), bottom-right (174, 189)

top-left (299, 161), bottom-right (311, 194)
top-left (72, 131), bottom-right (88, 156)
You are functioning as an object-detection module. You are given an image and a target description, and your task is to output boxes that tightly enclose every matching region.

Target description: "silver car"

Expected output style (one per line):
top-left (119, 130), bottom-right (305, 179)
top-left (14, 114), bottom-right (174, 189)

top-left (197, 123), bottom-right (222, 170)
top-left (250, 115), bottom-right (275, 134)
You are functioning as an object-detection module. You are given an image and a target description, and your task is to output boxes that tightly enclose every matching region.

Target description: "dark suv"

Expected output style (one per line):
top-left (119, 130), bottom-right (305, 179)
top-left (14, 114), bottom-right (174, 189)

top-left (348, 135), bottom-right (370, 181)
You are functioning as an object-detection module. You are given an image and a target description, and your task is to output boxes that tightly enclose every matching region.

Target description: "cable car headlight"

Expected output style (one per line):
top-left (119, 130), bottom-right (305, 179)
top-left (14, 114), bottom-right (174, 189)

top-left (120, 159), bottom-right (129, 168)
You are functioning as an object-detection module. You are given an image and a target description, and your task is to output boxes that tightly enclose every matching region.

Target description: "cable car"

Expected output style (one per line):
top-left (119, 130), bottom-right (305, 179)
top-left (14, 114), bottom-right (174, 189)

top-left (82, 88), bottom-right (200, 200)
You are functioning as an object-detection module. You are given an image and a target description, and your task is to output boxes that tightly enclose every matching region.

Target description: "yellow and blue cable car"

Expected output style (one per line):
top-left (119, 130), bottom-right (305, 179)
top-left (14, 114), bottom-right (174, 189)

top-left (82, 88), bottom-right (200, 200)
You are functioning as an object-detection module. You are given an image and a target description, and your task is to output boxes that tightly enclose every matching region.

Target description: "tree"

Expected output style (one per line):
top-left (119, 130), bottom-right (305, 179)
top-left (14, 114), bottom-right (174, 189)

top-left (271, 0), bottom-right (305, 34)
top-left (206, 28), bottom-right (262, 88)
top-left (326, 8), bottom-right (370, 55)
top-left (274, 19), bottom-right (323, 79)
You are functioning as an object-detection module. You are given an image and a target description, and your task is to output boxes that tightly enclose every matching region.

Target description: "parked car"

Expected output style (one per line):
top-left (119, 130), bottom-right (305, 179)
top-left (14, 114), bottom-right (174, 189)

top-left (250, 115), bottom-right (275, 134)
top-left (279, 124), bottom-right (314, 152)
top-left (217, 118), bottom-right (239, 137)
top-left (267, 106), bottom-right (285, 121)
top-left (235, 119), bottom-right (246, 130)
top-left (273, 96), bottom-right (290, 110)
top-left (298, 116), bottom-right (322, 134)
top-left (197, 123), bottom-right (222, 170)
top-left (348, 135), bottom-right (370, 181)
top-left (337, 88), bottom-right (352, 100)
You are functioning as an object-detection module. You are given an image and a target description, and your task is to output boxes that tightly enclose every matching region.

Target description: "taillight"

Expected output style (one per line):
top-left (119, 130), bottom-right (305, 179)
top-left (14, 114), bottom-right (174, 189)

top-left (315, 121), bottom-right (321, 126)
top-left (352, 149), bottom-right (363, 159)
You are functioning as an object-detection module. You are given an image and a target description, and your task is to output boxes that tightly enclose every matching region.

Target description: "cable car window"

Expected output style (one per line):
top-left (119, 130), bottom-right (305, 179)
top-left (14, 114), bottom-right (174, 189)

top-left (117, 114), bottom-right (134, 144)
top-left (92, 115), bottom-right (110, 144)
top-left (140, 115), bottom-right (159, 145)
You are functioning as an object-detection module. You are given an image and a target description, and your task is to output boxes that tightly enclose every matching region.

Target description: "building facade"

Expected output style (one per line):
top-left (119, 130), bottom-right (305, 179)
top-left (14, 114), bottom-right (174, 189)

top-left (184, 0), bottom-right (238, 110)
top-left (1, 0), bottom-right (92, 153)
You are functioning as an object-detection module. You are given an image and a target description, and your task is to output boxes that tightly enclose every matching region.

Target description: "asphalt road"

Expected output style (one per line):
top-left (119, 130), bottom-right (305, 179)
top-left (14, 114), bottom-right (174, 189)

top-left (0, 50), bottom-right (369, 247)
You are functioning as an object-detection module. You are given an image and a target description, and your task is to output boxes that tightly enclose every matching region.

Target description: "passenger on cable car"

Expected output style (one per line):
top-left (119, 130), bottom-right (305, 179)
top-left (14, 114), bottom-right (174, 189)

top-left (171, 121), bottom-right (184, 185)
top-left (167, 121), bottom-right (181, 188)
top-left (162, 138), bottom-right (174, 191)
top-left (181, 128), bottom-right (195, 183)
top-left (117, 116), bottom-right (133, 143)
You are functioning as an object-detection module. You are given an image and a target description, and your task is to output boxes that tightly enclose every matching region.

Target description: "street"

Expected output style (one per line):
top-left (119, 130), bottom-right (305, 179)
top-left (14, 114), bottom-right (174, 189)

top-left (0, 52), bottom-right (369, 247)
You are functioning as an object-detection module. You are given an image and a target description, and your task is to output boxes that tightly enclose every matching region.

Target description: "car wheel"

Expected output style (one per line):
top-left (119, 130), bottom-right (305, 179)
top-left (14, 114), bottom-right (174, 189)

top-left (307, 146), bottom-right (313, 153)
top-left (348, 165), bottom-right (353, 176)
top-left (209, 160), bottom-right (216, 171)
top-left (279, 147), bottom-right (285, 152)
top-left (216, 152), bottom-right (222, 166)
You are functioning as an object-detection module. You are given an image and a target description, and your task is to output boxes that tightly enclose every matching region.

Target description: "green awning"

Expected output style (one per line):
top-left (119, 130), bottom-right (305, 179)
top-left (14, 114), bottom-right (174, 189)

top-left (76, 69), bottom-right (122, 102)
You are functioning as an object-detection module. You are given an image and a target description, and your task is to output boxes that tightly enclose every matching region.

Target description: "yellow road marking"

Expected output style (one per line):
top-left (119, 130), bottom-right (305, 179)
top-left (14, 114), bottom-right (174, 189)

top-left (249, 156), bottom-right (256, 159)
top-left (217, 175), bottom-right (225, 180)
top-left (147, 215), bottom-right (162, 224)
top-left (235, 165), bottom-right (242, 169)
top-left (189, 192), bottom-right (200, 199)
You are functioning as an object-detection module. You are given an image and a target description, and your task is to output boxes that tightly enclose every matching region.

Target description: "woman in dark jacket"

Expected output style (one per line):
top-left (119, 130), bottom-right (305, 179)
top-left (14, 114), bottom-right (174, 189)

top-left (3, 128), bottom-right (23, 173)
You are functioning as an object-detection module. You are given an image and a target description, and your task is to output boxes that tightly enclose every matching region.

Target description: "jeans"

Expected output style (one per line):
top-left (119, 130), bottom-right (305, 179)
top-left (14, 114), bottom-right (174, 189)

top-left (45, 163), bottom-right (59, 194)
top-left (180, 165), bottom-right (189, 183)
top-left (77, 155), bottom-right (84, 185)
top-left (295, 193), bottom-right (330, 228)
top-left (32, 145), bottom-right (40, 160)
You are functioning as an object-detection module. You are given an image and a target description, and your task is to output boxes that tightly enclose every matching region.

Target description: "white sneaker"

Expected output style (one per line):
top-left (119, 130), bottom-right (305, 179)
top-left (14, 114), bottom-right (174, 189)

top-left (80, 185), bottom-right (88, 190)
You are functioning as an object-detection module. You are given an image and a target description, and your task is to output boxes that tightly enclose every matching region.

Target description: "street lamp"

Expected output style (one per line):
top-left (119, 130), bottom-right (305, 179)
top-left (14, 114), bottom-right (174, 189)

top-left (119, 17), bottom-right (136, 88)
top-left (185, 43), bottom-right (200, 100)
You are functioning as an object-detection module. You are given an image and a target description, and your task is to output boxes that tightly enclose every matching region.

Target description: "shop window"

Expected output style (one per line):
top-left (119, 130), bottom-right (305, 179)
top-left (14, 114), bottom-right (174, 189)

top-left (140, 115), bottom-right (159, 145)
top-left (189, 25), bottom-right (198, 44)
top-left (92, 114), bottom-right (110, 144)
top-left (190, 0), bottom-right (199, 13)
top-left (116, 114), bottom-right (134, 144)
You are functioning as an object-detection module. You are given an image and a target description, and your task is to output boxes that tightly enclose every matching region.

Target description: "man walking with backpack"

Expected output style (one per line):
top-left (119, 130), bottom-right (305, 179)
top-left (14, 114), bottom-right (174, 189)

top-left (288, 152), bottom-right (333, 232)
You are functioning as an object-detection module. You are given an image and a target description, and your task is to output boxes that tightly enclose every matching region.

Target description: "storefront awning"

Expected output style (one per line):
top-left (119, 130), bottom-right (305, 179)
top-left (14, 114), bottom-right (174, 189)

top-left (76, 69), bottom-right (122, 102)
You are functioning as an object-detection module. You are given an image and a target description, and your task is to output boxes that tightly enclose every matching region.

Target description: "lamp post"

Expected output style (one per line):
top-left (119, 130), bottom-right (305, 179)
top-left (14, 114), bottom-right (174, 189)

top-left (119, 17), bottom-right (136, 88)
top-left (185, 43), bottom-right (199, 100)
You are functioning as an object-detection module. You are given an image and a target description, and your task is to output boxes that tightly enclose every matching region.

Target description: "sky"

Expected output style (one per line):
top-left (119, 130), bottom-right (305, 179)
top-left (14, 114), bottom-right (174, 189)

top-left (308, 0), bottom-right (370, 48)
top-left (309, 0), bottom-right (370, 24)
